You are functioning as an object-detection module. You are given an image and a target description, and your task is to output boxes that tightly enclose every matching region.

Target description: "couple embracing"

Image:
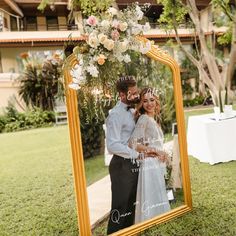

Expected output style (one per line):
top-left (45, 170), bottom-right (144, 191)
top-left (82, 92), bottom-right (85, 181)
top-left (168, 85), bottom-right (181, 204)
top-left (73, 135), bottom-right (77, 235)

top-left (106, 76), bottom-right (170, 235)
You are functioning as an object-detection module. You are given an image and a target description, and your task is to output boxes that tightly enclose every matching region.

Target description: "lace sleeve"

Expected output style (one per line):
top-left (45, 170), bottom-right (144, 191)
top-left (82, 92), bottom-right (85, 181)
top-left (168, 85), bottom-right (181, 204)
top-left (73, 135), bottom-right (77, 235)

top-left (129, 115), bottom-right (149, 146)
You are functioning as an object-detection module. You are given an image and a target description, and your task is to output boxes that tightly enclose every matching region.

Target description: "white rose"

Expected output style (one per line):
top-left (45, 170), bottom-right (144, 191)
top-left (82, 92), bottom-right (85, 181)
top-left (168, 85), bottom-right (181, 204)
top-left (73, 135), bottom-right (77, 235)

top-left (72, 77), bottom-right (81, 84)
top-left (119, 22), bottom-right (128, 32)
top-left (88, 35), bottom-right (99, 48)
top-left (69, 83), bottom-right (81, 90)
top-left (108, 7), bottom-right (118, 16)
top-left (100, 20), bottom-right (110, 29)
top-left (139, 41), bottom-right (152, 54)
top-left (98, 33), bottom-right (108, 44)
top-left (124, 54), bottom-right (131, 63)
top-left (70, 65), bottom-right (82, 78)
top-left (104, 39), bottom-right (115, 51)
top-left (136, 6), bottom-right (144, 20)
top-left (143, 22), bottom-right (151, 32)
top-left (86, 64), bottom-right (99, 77)
top-left (116, 54), bottom-right (124, 62)
top-left (132, 24), bottom-right (143, 35)
top-left (119, 40), bottom-right (129, 53)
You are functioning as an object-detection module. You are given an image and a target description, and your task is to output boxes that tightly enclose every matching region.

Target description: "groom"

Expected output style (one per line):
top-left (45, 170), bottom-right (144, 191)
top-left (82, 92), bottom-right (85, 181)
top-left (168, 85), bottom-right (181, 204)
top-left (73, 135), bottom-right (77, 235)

top-left (106, 76), bottom-right (141, 235)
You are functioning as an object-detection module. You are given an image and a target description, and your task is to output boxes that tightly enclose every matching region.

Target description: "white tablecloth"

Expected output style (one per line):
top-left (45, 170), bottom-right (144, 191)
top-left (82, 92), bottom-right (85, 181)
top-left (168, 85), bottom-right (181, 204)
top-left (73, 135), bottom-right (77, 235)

top-left (187, 112), bottom-right (236, 165)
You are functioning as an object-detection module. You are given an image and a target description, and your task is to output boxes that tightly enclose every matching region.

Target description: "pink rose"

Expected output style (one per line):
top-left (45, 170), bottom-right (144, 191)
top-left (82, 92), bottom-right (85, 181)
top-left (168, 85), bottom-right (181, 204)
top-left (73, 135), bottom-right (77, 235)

top-left (111, 30), bottom-right (120, 41)
top-left (86, 16), bottom-right (97, 26)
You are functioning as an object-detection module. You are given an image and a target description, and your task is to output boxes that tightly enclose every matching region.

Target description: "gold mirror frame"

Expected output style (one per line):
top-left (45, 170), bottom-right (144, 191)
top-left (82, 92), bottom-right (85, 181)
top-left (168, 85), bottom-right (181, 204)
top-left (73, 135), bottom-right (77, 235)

top-left (63, 37), bottom-right (192, 236)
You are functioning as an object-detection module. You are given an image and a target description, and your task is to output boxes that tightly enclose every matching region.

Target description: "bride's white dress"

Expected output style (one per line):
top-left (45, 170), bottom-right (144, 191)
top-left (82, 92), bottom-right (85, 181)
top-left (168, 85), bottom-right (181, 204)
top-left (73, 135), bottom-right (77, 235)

top-left (129, 114), bottom-right (171, 223)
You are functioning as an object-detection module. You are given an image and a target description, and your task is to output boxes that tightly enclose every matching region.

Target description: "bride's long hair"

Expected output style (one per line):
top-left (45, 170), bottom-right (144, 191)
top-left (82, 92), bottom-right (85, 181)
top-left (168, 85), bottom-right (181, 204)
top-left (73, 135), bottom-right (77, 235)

top-left (135, 87), bottom-right (161, 124)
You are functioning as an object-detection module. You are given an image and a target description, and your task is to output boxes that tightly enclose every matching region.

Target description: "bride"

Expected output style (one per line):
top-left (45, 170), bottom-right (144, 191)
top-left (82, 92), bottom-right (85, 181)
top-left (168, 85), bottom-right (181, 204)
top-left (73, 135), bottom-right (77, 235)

top-left (129, 87), bottom-right (171, 223)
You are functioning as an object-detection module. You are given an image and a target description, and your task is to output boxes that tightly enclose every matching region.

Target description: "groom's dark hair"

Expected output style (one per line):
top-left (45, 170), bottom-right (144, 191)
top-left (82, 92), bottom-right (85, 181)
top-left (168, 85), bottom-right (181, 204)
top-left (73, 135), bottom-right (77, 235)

top-left (116, 75), bottom-right (136, 93)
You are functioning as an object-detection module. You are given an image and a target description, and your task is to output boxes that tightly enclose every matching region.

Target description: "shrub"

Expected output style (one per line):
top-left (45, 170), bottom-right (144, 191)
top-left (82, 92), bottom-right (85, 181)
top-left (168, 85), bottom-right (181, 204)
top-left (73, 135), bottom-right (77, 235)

top-left (1, 107), bottom-right (55, 133)
top-left (78, 90), bottom-right (114, 159)
top-left (183, 96), bottom-right (205, 107)
top-left (0, 116), bottom-right (7, 133)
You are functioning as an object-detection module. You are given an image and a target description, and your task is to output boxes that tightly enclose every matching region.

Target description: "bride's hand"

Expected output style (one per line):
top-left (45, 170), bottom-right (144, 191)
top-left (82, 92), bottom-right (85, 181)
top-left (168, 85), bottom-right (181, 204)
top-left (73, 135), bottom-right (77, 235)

top-left (145, 147), bottom-right (158, 157)
top-left (157, 150), bottom-right (168, 162)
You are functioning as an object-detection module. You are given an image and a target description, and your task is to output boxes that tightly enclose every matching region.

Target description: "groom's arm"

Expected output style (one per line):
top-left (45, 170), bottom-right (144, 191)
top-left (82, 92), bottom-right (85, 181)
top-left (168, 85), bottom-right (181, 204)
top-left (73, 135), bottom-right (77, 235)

top-left (106, 112), bottom-right (139, 160)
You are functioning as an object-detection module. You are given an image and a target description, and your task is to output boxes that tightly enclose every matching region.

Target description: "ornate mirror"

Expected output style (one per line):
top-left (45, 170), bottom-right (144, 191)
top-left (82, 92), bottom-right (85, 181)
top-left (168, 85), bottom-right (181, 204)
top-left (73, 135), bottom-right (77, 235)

top-left (63, 34), bottom-right (192, 235)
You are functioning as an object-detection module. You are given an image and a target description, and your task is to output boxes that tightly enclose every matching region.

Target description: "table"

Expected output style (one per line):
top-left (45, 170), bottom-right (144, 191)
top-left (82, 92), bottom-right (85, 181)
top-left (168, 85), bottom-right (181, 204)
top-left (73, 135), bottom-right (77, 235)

top-left (187, 112), bottom-right (236, 165)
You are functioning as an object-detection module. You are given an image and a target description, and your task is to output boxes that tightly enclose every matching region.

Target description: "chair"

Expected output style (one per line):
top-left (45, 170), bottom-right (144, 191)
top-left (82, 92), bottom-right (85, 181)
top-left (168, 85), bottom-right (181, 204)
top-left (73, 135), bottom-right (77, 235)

top-left (54, 103), bottom-right (68, 125)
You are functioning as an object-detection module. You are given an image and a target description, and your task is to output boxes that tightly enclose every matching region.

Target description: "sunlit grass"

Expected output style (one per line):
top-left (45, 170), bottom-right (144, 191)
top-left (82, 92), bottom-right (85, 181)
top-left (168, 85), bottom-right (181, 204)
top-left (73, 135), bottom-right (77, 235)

top-left (0, 125), bottom-right (108, 235)
top-left (1, 107), bottom-right (236, 235)
top-left (93, 107), bottom-right (236, 235)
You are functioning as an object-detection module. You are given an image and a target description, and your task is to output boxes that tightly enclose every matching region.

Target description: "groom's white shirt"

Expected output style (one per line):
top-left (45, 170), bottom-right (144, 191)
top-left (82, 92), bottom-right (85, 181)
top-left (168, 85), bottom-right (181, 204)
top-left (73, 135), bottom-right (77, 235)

top-left (106, 100), bottom-right (139, 160)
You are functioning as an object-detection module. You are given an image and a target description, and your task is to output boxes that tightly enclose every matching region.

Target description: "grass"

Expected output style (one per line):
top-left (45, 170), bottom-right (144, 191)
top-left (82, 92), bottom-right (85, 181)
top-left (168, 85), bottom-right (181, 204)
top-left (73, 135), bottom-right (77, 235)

top-left (93, 107), bottom-right (236, 235)
top-left (93, 158), bottom-right (236, 236)
top-left (1, 107), bottom-right (236, 235)
top-left (0, 125), bottom-right (108, 236)
top-left (139, 158), bottom-right (236, 236)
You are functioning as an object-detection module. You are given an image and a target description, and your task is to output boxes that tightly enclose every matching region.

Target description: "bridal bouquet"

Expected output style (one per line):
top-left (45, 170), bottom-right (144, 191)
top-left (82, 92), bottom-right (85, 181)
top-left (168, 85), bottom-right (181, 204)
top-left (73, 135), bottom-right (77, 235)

top-left (69, 3), bottom-right (152, 90)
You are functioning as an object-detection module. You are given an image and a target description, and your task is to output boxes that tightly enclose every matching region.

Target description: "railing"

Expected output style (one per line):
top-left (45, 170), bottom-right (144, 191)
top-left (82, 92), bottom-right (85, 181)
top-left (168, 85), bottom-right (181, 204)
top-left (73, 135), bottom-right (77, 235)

top-left (11, 24), bottom-right (79, 31)
top-left (149, 22), bottom-right (194, 29)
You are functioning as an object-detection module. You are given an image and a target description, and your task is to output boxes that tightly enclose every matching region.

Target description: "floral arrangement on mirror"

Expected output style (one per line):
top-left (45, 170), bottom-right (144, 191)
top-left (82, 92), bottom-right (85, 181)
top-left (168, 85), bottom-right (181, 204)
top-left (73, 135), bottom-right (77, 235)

top-left (69, 3), bottom-right (152, 90)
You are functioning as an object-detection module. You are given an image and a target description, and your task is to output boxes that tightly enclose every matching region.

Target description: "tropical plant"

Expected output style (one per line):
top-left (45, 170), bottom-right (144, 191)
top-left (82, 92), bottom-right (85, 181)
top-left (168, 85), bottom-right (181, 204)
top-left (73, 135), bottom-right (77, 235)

top-left (18, 52), bottom-right (64, 111)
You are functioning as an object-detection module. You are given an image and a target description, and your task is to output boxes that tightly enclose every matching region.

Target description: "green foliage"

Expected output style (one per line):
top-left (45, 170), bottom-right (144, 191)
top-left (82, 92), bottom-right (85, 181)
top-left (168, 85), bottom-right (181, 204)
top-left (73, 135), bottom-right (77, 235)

top-left (18, 53), bottom-right (63, 111)
top-left (0, 103), bottom-right (55, 133)
top-left (77, 89), bottom-right (116, 159)
top-left (181, 55), bottom-right (199, 81)
top-left (183, 96), bottom-right (205, 107)
top-left (212, 2), bottom-right (233, 45)
top-left (217, 27), bottom-right (232, 45)
top-left (37, 0), bottom-right (51, 11)
top-left (71, 0), bottom-right (114, 17)
top-left (212, 0), bottom-right (235, 21)
top-left (180, 55), bottom-right (201, 103)
top-left (0, 126), bottom-right (107, 235)
top-left (157, 0), bottom-right (188, 30)
top-left (0, 116), bottom-right (7, 133)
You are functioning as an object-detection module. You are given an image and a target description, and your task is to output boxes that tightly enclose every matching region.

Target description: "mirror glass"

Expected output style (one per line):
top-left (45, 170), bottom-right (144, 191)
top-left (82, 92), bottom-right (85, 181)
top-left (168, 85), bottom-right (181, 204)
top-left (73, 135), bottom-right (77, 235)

top-left (72, 51), bottom-right (184, 235)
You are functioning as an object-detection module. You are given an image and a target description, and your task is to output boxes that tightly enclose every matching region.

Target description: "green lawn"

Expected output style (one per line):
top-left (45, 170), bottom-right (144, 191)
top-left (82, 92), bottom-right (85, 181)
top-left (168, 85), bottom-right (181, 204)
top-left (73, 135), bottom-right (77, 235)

top-left (0, 125), bottom-right (108, 236)
top-left (93, 107), bottom-right (236, 235)
top-left (1, 108), bottom-right (236, 235)
top-left (93, 158), bottom-right (236, 236)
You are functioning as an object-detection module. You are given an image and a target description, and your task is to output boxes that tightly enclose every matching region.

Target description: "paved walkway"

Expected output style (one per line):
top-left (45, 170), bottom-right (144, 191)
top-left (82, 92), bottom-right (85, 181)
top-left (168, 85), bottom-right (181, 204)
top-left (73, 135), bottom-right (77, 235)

top-left (87, 175), bottom-right (111, 228)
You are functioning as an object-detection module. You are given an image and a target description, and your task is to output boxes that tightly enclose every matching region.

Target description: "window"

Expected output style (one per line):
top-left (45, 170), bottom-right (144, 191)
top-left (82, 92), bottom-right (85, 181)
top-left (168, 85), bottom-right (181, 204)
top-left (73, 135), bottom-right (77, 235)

top-left (4, 17), bottom-right (8, 29)
top-left (25, 16), bottom-right (37, 31)
top-left (0, 15), bottom-right (3, 31)
top-left (10, 16), bottom-right (18, 31)
top-left (46, 16), bottom-right (58, 30)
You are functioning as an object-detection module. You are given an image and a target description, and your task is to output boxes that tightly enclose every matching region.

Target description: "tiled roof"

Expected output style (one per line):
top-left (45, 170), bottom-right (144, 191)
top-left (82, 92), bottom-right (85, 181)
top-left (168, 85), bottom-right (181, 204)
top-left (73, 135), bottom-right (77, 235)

top-left (145, 31), bottom-right (214, 39)
top-left (0, 37), bottom-right (84, 43)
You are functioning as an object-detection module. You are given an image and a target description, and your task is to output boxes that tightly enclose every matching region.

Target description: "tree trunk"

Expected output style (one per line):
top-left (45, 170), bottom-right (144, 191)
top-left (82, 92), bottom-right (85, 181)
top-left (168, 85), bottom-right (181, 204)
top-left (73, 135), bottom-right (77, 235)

top-left (226, 14), bottom-right (236, 91)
